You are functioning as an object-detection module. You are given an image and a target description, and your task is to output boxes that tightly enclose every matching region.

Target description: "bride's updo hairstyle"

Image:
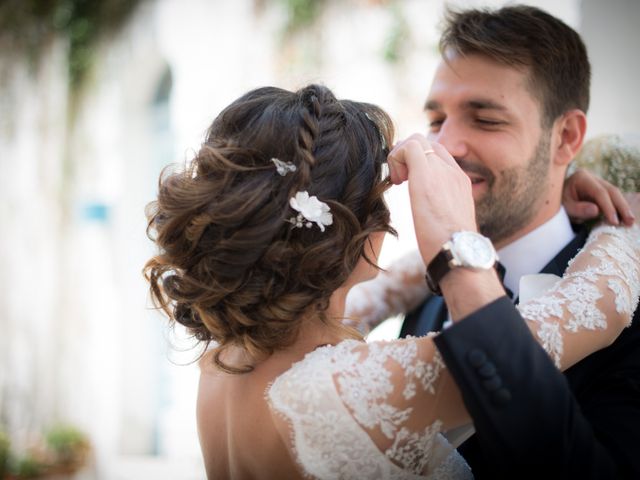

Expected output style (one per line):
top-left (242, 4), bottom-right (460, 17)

top-left (144, 84), bottom-right (395, 373)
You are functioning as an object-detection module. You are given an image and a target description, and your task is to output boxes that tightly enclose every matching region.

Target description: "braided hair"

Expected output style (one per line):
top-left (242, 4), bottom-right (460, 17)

top-left (144, 84), bottom-right (395, 373)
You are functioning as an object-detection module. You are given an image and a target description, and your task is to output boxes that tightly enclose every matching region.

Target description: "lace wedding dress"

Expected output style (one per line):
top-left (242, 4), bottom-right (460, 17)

top-left (267, 224), bottom-right (640, 479)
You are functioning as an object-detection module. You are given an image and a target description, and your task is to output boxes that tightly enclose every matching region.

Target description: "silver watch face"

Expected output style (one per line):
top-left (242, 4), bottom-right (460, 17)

top-left (450, 231), bottom-right (497, 269)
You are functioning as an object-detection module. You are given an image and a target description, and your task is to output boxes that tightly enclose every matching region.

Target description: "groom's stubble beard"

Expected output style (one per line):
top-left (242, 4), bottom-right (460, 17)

top-left (472, 132), bottom-right (552, 245)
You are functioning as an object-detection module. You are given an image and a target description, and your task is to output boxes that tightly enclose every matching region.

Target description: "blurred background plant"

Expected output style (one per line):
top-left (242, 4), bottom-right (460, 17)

top-left (383, 1), bottom-right (410, 63)
top-left (44, 425), bottom-right (91, 474)
top-left (0, 424), bottom-right (90, 479)
top-left (0, 0), bottom-right (145, 97)
top-left (1, 429), bottom-right (10, 478)
top-left (573, 134), bottom-right (640, 192)
top-left (280, 0), bottom-right (326, 33)
top-left (11, 454), bottom-right (43, 480)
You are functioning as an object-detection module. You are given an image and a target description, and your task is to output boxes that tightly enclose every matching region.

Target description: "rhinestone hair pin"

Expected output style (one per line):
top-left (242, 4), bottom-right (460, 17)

top-left (271, 157), bottom-right (297, 176)
top-left (364, 112), bottom-right (387, 151)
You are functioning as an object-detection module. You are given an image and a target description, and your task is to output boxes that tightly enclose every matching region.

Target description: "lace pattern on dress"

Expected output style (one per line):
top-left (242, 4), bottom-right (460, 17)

top-left (345, 250), bottom-right (429, 334)
top-left (518, 224), bottom-right (640, 367)
top-left (268, 224), bottom-right (639, 479)
top-left (267, 339), bottom-right (472, 479)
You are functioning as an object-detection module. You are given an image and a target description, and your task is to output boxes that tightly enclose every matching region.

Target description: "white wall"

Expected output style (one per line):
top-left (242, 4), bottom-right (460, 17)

top-left (581, 0), bottom-right (640, 139)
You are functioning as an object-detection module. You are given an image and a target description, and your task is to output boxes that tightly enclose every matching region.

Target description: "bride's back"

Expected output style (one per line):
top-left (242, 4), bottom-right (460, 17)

top-left (197, 352), bottom-right (303, 479)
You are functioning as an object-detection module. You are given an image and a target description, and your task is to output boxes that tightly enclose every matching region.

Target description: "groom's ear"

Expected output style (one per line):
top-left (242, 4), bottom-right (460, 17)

top-left (551, 109), bottom-right (587, 167)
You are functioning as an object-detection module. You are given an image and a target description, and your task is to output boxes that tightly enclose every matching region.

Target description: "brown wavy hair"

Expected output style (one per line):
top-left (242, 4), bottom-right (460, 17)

top-left (144, 84), bottom-right (395, 373)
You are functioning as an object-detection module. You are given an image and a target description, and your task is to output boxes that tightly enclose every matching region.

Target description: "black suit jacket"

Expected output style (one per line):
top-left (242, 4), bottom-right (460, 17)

top-left (403, 229), bottom-right (640, 478)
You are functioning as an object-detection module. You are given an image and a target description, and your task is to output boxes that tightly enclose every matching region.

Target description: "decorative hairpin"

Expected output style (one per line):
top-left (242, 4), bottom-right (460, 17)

top-left (271, 157), bottom-right (297, 176)
top-left (287, 191), bottom-right (333, 232)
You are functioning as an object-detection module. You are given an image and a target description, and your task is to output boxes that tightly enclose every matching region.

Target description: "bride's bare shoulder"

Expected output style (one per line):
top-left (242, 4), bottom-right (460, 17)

top-left (196, 352), bottom-right (304, 479)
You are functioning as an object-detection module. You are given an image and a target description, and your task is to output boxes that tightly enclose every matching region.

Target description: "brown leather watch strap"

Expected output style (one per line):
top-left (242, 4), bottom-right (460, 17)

top-left (425, 247), bottom-right (454, 295)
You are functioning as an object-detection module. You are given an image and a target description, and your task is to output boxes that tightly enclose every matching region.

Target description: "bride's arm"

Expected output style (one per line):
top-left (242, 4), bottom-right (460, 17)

top-left (344, 167), bottom-right (634, 335)
top-left (344, 249), bottom-right (429, 334)
top-left (318, 226), bottom-right (639, 474)
top-left (407, 218), bottom-right (640, 423)
top-left (519, 222), bottom-right (639, 369)
top-left (270, 234), bottom-right (638, 476)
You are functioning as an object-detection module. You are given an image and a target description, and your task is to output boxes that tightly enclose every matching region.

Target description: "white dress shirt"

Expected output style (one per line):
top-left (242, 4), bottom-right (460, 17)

top-left (498, 207), bottom-right (576, 300)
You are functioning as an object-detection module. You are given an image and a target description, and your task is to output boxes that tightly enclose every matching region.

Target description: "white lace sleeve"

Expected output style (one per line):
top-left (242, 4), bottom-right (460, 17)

top-left (267, 338), bottom-right (473, 479)
top-left (518, 224), bottom-right (640, 369)
top-left (345, 250), bottom-right (430, 334)
top-left (267, 224), bottom-right (639, 479)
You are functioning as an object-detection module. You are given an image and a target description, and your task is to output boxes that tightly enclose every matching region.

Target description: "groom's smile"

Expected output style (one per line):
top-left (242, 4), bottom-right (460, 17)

top-left (423, 50), bottom-right (561, 247)
top-left (455, 158), bottom-right (495, 200)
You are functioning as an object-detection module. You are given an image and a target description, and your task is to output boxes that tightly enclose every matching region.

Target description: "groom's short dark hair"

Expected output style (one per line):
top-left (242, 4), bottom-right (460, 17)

top-left (440, 5), bottom-right (591, 127)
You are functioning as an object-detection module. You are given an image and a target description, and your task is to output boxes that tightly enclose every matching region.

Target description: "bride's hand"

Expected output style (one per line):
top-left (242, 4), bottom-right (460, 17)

top-left (388, 134), bottom-right (504, 318)
top-left (387, 134), bottom-right (476, 264)
top-left (623, 192), bottom-right (640, 220)
top-left (563, 168), bottom-right (635, 226)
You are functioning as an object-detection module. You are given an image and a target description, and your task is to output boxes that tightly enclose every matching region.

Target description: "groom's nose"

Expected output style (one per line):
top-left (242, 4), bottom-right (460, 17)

top-left (431, 120), bottom-right (469, 160)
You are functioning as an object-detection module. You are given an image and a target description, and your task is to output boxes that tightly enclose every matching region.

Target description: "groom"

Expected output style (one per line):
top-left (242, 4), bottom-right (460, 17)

top-left (401, 5), bottom-right (640, 478)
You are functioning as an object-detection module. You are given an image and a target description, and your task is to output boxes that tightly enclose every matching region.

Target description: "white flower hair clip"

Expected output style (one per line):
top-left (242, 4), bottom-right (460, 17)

top-left (271, 157), bottom-right (297, 176)
top-left (288, 191), bottom-right (333, 232)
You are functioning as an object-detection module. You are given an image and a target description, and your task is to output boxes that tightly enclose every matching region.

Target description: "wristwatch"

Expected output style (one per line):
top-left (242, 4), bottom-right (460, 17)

top-left (425, 231), bottom-right (498, 295)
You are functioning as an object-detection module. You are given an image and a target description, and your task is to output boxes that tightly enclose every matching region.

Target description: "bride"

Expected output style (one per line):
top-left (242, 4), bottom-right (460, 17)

top-left (144, 84), bottom-right (639, 479)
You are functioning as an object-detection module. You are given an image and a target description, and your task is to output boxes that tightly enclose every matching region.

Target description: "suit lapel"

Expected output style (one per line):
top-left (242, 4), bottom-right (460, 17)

top-left (422, 296), bottom-right (448, 333)
top-left (400, 295), bottom-right (448, 337)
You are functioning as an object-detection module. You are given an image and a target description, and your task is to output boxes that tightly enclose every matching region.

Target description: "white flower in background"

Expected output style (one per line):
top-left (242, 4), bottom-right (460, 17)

top-left (571, 134), bottom-right (640, 192)
top-left (271, 157), bottom-right (297, 176)
top-left (288, 191), bottom-right (333, 232)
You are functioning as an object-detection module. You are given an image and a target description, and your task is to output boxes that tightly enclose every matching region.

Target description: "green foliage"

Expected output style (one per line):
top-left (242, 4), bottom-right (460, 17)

top-left (0, 425), bottom-right (90, 478)
top-left (382, 2), bottom-right (409, 63)
top-left (13, 454), bottom-right (44, 478)
top-left (281, 0), bottom-right (325, 33)
top-left (45, 424), bottom-right (89, 464)
top-left (0, 0), bottom-right (144, 89)
top-left (0, 430), bottom-right (10, 476)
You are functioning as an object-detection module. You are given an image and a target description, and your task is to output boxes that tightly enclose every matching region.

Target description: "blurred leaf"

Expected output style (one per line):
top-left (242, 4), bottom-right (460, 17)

top-left (0, 430), bottom-right (9, 476)
top-left (14, 453), bottom-right (44, 477)
top-left (281, 0), bottom-right (325, 33)
top-left (0, 0), bottom-right (145, 91)
top-left (382, 2), bottom-right (409, 64)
